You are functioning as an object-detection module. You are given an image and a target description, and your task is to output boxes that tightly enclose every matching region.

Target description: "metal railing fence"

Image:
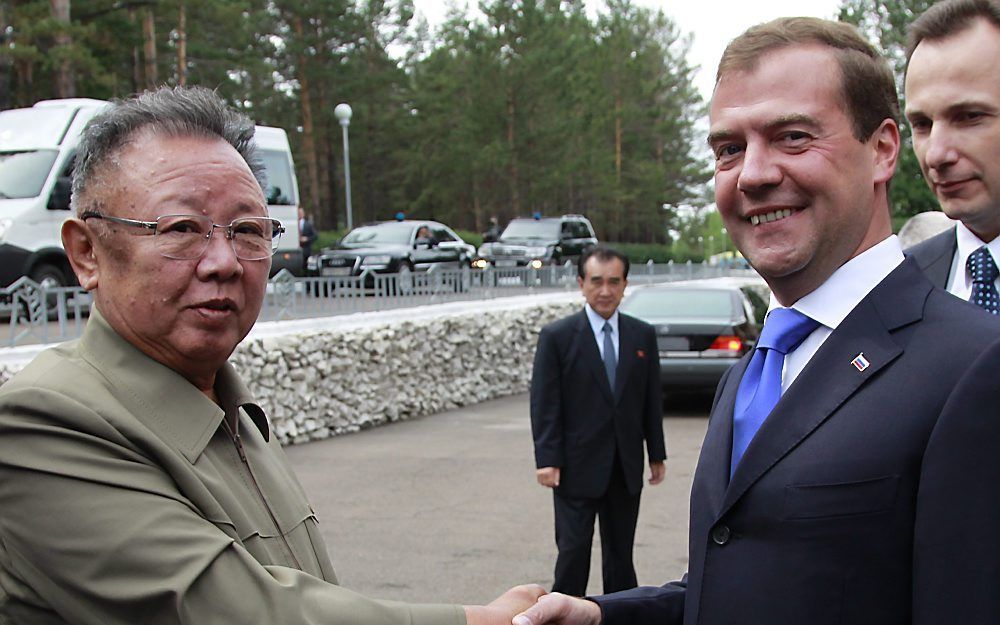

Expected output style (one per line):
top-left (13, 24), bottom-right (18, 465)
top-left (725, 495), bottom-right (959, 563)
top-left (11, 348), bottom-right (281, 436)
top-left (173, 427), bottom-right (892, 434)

top-left (1, 261), bottom-right (756, 348)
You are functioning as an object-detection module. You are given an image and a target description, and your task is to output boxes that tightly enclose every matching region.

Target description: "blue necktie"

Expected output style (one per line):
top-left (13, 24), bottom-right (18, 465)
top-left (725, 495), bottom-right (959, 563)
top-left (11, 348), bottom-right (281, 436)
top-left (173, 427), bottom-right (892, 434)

top-left (602, 322), bottom-right (616, 389)
top-left (967, 245), bottom-right (999, 315)
top-left (731, 308), bottom-right (820, 475)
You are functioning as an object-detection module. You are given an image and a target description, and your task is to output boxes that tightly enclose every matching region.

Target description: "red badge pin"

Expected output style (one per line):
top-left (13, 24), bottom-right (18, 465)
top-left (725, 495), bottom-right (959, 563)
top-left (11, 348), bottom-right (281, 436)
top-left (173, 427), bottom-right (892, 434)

top-left (637, 349), bottom-right (646, 358)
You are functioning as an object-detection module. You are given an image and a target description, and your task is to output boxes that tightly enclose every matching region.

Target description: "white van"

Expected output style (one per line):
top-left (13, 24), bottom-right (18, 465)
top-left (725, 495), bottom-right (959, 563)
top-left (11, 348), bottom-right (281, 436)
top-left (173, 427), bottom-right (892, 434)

top-left (0, 98), bottom-right (303, 289)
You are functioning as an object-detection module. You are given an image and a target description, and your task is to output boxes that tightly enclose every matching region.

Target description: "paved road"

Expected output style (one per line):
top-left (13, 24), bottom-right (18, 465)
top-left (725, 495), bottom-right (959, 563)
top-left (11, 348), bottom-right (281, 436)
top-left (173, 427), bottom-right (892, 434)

top-left (285, 391), bottom-right (711, 606)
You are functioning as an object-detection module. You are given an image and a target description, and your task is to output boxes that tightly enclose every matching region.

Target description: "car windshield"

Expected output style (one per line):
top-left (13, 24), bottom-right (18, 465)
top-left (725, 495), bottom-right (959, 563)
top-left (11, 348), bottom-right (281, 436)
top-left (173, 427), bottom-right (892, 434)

top-left (623, 289), bottom-right (735, 319)
top-left (0, 150), bottom-right (59, 199)
top-left (501, 220), bottom-right (560, 240)
top-left (340, 222), bottom-right (413, 247)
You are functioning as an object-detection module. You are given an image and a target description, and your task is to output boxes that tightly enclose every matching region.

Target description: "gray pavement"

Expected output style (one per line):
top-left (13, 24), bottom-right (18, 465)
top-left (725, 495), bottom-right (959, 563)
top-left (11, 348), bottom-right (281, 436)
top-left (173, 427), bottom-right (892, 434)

top-left (284, 391), bottom-right (711, 606)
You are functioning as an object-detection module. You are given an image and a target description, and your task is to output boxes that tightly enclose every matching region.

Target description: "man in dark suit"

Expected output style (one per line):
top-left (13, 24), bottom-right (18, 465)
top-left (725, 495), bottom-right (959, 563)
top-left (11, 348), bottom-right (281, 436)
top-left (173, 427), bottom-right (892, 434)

top-left (515, 16), bottom-right (1000, 625)
top-left (298, 207), bottom-right (317, 270)
top-left (903, 0), bottom-right (1000, 315)
top-left (530, 245), bottom-right (666, 597)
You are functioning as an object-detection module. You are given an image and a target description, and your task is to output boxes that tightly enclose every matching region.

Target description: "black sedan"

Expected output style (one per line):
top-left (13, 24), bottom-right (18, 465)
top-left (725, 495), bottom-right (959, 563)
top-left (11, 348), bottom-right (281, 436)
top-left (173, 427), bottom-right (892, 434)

top-left (307, 220), bottom-right (475, 283)
top-left (620, 279), bottom-right (768, 393)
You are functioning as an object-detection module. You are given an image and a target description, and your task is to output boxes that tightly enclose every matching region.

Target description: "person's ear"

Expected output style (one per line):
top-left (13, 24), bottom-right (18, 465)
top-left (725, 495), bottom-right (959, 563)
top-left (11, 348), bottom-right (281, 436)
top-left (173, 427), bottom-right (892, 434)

top-left (62, 218), bottom-right (100, 291)
top-left (871, 118), bottom-right (900, 185)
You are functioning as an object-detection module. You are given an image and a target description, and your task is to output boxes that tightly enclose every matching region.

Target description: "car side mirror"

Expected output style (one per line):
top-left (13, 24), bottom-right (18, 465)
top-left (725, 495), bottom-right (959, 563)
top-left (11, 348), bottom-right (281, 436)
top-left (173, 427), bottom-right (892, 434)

top-left (47, 177), bottom-right (72, 211)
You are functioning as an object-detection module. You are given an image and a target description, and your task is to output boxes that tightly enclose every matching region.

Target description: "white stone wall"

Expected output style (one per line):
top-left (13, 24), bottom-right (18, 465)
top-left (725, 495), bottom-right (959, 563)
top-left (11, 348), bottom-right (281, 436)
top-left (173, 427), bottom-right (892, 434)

top-left (0, 296), bottom-right (581, 445)
top-left (230, 301), bottom-right (578, 444)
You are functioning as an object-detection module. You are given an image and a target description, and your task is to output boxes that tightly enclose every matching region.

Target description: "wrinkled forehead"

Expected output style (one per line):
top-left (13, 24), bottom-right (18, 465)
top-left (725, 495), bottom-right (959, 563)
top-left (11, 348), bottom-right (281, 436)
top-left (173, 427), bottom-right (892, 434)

top-left (111, 131), bottom-right (266, 219)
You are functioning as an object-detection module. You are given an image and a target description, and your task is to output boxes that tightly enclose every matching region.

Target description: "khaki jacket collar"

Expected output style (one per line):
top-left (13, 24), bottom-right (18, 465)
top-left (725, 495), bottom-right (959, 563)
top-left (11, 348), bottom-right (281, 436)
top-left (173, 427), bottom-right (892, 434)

top-left (78, 307), bottom-right (269, 463)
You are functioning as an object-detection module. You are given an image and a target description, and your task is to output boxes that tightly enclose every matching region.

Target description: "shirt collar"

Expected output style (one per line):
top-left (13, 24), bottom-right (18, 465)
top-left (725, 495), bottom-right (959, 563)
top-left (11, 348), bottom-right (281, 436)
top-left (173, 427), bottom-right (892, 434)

top-left (955, 221), bottom-right (1000, 279)
top-left (585, 303), bottom-right (619, 336)
top-left (768, 235), bottom-right (905, 330)
top-left (79, 307), bottom-right (269, 463)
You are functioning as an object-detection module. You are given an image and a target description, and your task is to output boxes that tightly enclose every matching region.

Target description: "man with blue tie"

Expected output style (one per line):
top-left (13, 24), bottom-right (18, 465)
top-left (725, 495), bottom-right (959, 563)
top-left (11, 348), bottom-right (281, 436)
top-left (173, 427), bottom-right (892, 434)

top-left (516, 15), bottom-right (1000, 625)
top-left (530, 246), bottom-right (666, 597)
top-left (903, 0), bottom-right (1000, 315)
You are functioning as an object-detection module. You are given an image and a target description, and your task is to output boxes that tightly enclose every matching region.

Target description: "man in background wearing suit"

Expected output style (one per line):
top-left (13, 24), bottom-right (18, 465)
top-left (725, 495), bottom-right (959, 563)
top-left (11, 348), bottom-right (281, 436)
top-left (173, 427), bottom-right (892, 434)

top-left (903, 0), bottom-right (1000, 315)
top-left (530, 245), bottom-right (666, 597)
top-left (516, 16), bottom-right (1000, 625)
top-left (298, 207), bottom-right (317, 270)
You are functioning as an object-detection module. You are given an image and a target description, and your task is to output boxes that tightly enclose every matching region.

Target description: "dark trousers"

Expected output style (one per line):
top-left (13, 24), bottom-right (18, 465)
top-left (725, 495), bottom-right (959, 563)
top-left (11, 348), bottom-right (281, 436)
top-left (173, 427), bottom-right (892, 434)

top-left (551, 457), bottom-right (641, 596)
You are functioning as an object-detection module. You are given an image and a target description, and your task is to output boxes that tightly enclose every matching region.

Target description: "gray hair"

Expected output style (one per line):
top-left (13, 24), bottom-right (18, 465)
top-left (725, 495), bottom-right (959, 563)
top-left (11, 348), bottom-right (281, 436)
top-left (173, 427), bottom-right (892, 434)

top-left (71, 85), bottom-right (266, 215)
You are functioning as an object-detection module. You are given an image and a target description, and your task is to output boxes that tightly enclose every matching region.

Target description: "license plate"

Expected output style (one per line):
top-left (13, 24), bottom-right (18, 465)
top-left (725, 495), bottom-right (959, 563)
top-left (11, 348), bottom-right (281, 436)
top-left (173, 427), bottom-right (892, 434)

top-left (495, 260), bottom-right (517, 267)
top-left (658, 337), bottom-right (689, 351)
top-left (321, 267), bottom-right (353, 277)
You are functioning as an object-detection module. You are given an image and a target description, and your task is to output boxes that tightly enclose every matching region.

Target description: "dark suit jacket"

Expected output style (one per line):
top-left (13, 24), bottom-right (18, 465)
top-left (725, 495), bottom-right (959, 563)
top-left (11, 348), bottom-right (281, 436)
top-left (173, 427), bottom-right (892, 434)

top-left (905, 227), bottom-right (956, 289)
top-left (530, 310), bottom-right (666, 499)
top-left (300, 218), bottom-right (317, 261)
top-left (594, 258), bottom-right (1000, 625)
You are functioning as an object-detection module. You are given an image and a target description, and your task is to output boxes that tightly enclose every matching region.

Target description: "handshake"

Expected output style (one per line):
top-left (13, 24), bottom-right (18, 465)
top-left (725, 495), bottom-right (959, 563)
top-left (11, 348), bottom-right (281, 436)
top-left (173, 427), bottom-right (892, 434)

top-left (467, 586), bottom-right (602, 625)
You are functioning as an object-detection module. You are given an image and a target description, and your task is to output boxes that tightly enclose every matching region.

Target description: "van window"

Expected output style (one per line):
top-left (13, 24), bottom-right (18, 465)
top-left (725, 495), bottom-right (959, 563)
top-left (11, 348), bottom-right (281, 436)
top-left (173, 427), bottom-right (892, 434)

top-left (259, 149), bottom-right (296, 206)
top-left (0, 150), bottom-right (59, 199)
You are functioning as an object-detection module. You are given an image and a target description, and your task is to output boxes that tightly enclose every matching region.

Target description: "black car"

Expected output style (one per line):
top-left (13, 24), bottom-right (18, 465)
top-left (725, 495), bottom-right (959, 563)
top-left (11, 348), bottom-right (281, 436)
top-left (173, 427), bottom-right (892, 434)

top-left (307, 220), bottom-right (475, 282)
top-left (474, 214), bottom-right (597, 269)
top-left (620, 279), bottom-right (768, 393)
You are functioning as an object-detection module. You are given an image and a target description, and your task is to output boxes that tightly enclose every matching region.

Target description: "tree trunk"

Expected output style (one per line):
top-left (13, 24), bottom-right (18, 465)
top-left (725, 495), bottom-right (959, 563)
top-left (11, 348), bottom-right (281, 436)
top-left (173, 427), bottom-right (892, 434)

top-left (0, 1), bottom-right (11, 109)
top-left (129, 8), bottom-right (142, 93)
top-left (142, 6), bottom-right (157, 89)
top-left (506, 84), bottom-right (519, 215)
top-left (314, 45), bottom-right (334, 230)
top-left (292, 14), bottom-right (322, 217)
top-left (177, 0), bottom-right (187, 86)
top-left (50, 0), bottom-right (75, 97)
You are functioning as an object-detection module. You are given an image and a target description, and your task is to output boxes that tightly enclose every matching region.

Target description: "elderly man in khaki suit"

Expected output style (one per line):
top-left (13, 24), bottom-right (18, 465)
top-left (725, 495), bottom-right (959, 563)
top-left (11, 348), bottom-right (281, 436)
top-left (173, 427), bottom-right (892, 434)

top-left (0, 86), bottom-right (541, 625)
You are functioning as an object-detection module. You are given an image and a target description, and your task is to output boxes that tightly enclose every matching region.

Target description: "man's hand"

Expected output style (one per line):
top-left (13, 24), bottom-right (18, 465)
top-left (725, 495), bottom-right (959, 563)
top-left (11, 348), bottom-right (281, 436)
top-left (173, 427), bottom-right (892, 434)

top-left (649, 460), bottom-right (666, 485)
top-left (464, 584), bottom-right (547, 625)
top-left (512, 592), bottom-right (603, 625)
top-left (537, 467), bottom-right (560, 488)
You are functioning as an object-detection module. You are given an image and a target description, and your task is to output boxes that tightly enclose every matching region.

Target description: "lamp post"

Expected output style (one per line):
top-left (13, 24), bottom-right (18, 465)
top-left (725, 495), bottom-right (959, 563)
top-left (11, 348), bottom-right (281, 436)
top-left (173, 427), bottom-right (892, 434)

top-left (334, 102), bottom-right (354, 231)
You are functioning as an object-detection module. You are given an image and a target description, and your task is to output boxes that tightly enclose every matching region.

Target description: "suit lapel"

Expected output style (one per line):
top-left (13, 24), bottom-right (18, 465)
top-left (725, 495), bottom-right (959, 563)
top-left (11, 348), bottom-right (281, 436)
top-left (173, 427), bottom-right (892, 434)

top-left (576, 311), bottom-right (615, 404)
top-left (697, 354), bottom-right (751, 518)
top-left (910, 227), bottom-right (957, 289)
top-left (718, 259), bottom-right (930, 517)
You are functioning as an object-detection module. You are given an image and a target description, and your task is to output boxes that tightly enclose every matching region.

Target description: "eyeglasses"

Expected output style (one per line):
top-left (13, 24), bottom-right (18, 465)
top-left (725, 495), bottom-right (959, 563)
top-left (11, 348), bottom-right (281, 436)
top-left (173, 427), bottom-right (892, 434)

top-left (81, 211), bottom-right (285, 261)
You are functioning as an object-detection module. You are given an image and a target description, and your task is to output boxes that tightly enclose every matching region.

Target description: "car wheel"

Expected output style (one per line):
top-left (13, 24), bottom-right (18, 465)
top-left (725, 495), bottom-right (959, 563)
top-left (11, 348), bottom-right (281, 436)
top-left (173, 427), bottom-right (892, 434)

top-left (30, 263), bottom-right (70, 311)
top-left (31, 263), bottom-right (67, 290)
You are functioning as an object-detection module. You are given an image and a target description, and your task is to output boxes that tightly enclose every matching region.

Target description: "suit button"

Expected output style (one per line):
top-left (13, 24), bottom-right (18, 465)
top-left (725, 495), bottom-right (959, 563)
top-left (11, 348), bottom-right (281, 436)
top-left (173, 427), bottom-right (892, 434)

top-left (711, 525), bottom-right (731, 545)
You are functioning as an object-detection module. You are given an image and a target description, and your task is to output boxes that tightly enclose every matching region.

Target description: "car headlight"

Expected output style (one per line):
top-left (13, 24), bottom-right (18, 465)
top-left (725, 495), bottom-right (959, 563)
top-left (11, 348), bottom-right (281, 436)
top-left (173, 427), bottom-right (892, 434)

top-left (526, 246), bottom-right (549, 257)
top-left (361, 255), bottom-right (392, 265)
top-left (306, 255), bottom-right (319, 271)
top-left (0, 218), bottom-right (11, 243)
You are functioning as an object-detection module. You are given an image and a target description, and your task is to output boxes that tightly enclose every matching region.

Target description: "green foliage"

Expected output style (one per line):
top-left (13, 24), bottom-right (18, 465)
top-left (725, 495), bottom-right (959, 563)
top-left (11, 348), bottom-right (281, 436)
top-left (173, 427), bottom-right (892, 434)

top-left (611, 242), bottom-right (674, 264)
top-left (837, 0), bottom-right (940, 220)
top-left (455, 230), bottom-right (484, 249)
top-left (2, 0), bottom-right (707, 244)
top-left (315, 229), bottom-right (347, 251)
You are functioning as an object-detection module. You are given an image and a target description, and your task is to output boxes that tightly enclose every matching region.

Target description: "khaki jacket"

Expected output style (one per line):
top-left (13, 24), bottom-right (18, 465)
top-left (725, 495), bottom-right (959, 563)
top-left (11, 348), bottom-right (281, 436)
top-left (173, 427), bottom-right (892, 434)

top-left (0, 310), bottom-right (464, 625)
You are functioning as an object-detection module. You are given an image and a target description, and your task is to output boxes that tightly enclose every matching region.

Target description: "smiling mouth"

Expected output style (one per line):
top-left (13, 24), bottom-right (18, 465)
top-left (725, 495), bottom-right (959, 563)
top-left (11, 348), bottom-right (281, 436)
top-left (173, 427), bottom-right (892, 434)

top-left (748, 208), bottom-right (797, 226)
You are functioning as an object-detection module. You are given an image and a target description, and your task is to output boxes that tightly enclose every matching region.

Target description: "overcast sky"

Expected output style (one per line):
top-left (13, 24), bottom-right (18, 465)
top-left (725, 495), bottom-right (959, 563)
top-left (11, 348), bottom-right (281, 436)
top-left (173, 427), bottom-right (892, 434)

top-left (410, 0), bottom-right (843, 100)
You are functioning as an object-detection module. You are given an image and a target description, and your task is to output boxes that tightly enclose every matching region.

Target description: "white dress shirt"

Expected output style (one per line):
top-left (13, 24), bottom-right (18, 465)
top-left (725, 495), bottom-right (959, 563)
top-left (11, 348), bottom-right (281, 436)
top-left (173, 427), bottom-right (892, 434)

top-left (765, 235), bottom-right (905, 393)
top-left (585, 304), bottom-right (620, 362)
top-left (945, 222), bottom-right (1000, 300)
